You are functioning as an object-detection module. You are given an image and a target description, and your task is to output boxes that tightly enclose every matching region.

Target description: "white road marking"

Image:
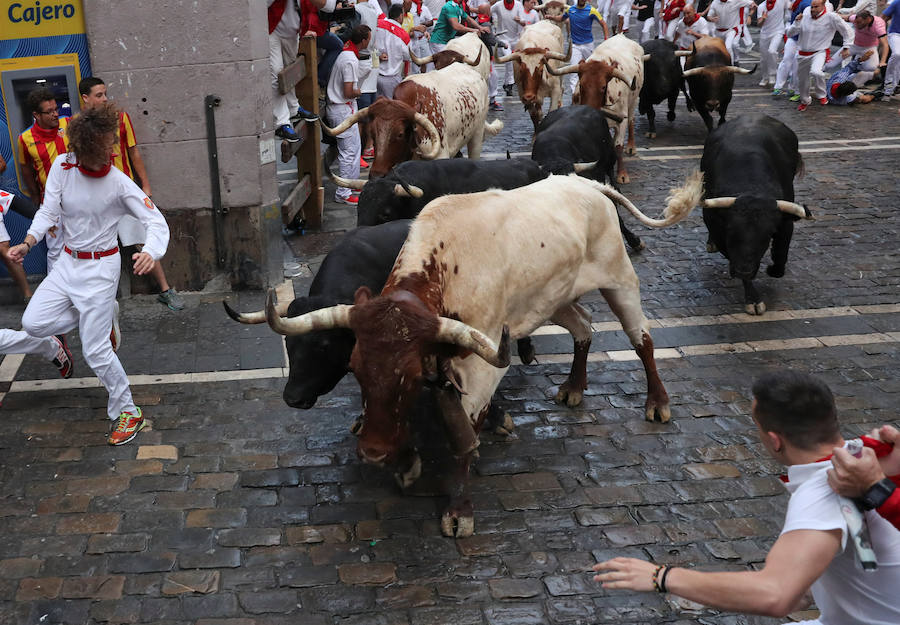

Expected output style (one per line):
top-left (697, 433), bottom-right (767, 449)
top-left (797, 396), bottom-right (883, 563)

top-left (4, 304), bottom-right (897, 394)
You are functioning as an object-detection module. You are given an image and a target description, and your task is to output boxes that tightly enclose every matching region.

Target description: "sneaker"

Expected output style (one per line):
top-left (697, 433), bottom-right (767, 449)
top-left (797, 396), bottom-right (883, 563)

top-left (788, 93), bottom-right (800, 102)
top-left (818, 97), bottom-right (828, 106)
top-left (110, 300), bottom-right (121, 352)
top-left (362, 147), bottom-right (375, 159)
top-left (275, 124), bottom-right (301, 143)
top-left (360, 157), bottom-right (370, 169)
top-left (758, 79), bottom-right (769, 87)
top-left (503, 84), bottom-right (514, 96)
top-left (52, 335), bottom-right (73, 379)
top-left (291, 106), bottom-right (319, 123)
top-left (489, 100), bottom-right (504, 111)
top-left (797, 102), bottom-right (808, 112)
top-left (771, 88), bottom-right (783, 97)
top-left (335, 195), bottom-right (359, 205)
top-left (157, 288), bottom-right (185, 311)
top-left (108, 408), bottom-right (145, 446)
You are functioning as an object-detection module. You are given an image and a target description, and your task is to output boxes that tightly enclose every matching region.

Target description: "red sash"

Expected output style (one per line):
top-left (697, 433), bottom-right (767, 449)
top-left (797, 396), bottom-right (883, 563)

top-left (766, 0), bottom-right (776, 11)
top-left (268, 0), bottom-right (286, 33)
top-left (781, 437), bottom-right (899, 484)
top-left (378, 16), bottom-right (411, 44)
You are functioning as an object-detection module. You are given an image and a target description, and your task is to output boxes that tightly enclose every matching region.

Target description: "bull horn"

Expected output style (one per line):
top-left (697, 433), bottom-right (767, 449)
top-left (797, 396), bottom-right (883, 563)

top-left (320, 105), bottom-right (369, 136)
top-left (409, 47), bottom-right (434, 66)
top-left (264, 289), bottom-right (352, 335)
top-left (465, 47), bottom-right (483, 67)
top-left (674, 50), bottom-right (693, 57)
top-left (572, 161), bottom-right (598, 173)
top-left (724, 64), bottom-right (756, 75)
top-left (413, 113), bottom-right (442, 159)
top-left (434, 318), bottom-right (511, 369)
top-left (393, 183), bottom-right (424, 198)
top-left (323, 164), bottom-right (369, 190)
top-left (544, 62), bottom-right (581, 76)
top-left (682, 67), bottom-right (706, 78)
top-left (543, 50), bottom-right (571, 61)
top-left (495, 51), bottom-right (522, 63)
top-left (601, 107), bottom-right (624, 123)
top-left (612, 69), bottom-right (636, 90)
top-left (223, 299), bottom-right (290, 324)
top-left (703, 196), bottom-right (737, 208)
top-left (776, 200), bottom-right (813, 219)
top-left (642, 54), bottom-right (651, 61)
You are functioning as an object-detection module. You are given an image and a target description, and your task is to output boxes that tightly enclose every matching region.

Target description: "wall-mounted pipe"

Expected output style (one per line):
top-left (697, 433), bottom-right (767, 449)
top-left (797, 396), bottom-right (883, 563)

top-left (204, 94), bottom-right (227, 267)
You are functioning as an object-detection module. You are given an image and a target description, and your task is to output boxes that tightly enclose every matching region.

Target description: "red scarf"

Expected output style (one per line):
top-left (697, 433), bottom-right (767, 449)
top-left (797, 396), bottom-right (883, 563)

top-left (61, 158), bottom-right (113, 178)
top-left (268, 0), bottom-right (286, 34)
top-left (766, 0), bottom-right (776, 11)
top-left (683, 12), bottom-right (699, 25)
top-left (781, 436), bottom-right (899, 484)
top-left (343, 39), bottom-right (361, 58)
top-left (413, 0), bottom-right (423, 15)
top-left (378, 15), bottom-right (411, 44)
top-left (503, 0), bottom-right (515, 9)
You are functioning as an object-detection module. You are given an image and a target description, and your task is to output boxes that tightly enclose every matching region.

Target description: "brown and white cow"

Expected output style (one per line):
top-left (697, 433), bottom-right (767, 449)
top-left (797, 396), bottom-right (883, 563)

top-left (681, 36), bottom-right (754, 131)
top-left (264, 172), bottom-right (704, 537)
top-left (495, 20), bottom-right (570, 130)
top-left (545, 34), bottom-right (643, 183)
top-left (322, 63), bottom-right (504, 178)
top-left (409, 32), bottom-right (491, 84)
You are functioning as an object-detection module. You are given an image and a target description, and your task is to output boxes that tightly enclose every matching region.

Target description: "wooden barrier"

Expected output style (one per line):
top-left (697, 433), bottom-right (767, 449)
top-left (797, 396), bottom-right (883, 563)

top-left (278, 36), bottom-right (325, 229)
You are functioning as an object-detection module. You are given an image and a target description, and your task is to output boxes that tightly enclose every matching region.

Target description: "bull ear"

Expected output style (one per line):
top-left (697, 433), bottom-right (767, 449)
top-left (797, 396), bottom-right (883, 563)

top-left (354, 286), bottom-right (373, 305)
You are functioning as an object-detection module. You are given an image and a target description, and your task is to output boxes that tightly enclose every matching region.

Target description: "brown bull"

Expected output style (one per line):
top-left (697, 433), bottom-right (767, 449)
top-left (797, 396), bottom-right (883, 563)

top-left (682, 36), bottom-right (755, 131)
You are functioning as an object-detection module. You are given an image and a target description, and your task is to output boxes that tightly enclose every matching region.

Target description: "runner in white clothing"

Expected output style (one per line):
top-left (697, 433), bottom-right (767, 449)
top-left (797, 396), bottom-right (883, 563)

top-left (673, 5), bottom-right (711, 50)
top-left (786, 0), bottom-right (852, 109)
top-left (492, 0), bottom-right (527, 97)
top-left (8, 104), bottom-right (170, 446)
top-left (757, 0), bottom-right (790, 85)
top-left (703, 0), bottom-right (756, 62)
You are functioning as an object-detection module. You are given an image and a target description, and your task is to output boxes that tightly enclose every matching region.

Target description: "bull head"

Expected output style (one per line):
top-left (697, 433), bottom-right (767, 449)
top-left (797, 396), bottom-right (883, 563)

top-left (683, 65), bottom-right (755, 78)
top-left (703, 197), bottom-right (813, 219)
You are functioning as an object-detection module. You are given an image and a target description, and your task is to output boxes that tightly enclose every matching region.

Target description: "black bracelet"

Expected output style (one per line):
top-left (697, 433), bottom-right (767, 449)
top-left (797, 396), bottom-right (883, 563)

top-left (659, 565), bottom-right (672, 593)
top-left (651, 564), bottom-right (664, 592)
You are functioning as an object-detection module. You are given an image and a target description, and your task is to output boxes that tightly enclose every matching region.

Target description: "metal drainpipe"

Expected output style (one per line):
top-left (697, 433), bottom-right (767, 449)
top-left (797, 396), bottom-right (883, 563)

top-left (204, 95), bottom-right (227, 267)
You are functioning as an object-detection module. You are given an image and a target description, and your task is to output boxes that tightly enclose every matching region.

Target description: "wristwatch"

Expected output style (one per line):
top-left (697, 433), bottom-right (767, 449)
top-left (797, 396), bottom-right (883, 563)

top-left (858, 477), bottom-right (897, 511)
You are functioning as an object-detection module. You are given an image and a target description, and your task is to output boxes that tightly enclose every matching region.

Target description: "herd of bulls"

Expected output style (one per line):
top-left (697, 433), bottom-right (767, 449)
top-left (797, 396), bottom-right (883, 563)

top-left (226, 21), bottom-right (817, 536)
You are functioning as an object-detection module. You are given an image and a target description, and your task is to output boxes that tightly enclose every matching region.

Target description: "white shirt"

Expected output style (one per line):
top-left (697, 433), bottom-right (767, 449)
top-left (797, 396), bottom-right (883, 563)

top-left (782, 458), bottom-right (900, 625)
top-left (705, 0), bottom-right (755, 31)
top-left (492, 1), bottom-right (526, 43)
top-left (327, 49), bottom-right (361, 104)
top-left (412, 5), bottom-right (435, 39)
top-left (674, 16), bottom-right (711, 48)
top-left (29, 154), bottom-right (169, 260)
top-left (376, 18), bottom-right (412, 76)
top-left (786, 6), bottom-right (852, 52)
top-left (356, 0), bottom-right (382, 92)
top-left (757, 0), bottom-right (789, 37)
top-left (521, 7), bottom-right (541, 25)
top-left (268, 0), bottom-right (300, 39)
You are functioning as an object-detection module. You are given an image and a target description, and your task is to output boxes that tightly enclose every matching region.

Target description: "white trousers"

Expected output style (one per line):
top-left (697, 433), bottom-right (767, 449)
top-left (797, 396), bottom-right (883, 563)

top-left (760, 32), bottom-right (783, 82)
top-left (715, 27), bottom-right (740, 63)
top-left (0, 329), bottom-right (57, 360)
top-left (497, 38), bottom-right (516, 92)
top-left (775, 37), bottom-right (799, 91)
top-left (662, 19), bottom-right (678, 42)
top-left (22, 252), bottom-right (135, 420)
top-left (377, 73), bottom-right (403, 99)
top-left (638, 17), bottom-right (656, 43)
top-left (569, 42), bottom-right (596, 94)
top-left (848, 44), bottom-right (878, 86)
top-left (598, 0), bottom-right (612, 22)
top-left (796, 49), bottom-right (827, 104)
top-left (886, 32), bottom-right (900, 93)
top-left (269, 32), bottom-right (300, 127)
top-left (326, 103), bottom-right (362, 200)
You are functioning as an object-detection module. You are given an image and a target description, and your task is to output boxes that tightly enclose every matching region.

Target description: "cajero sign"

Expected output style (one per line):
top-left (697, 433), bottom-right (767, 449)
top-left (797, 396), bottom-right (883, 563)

top-left (2, 0), bottom-right (85, 40)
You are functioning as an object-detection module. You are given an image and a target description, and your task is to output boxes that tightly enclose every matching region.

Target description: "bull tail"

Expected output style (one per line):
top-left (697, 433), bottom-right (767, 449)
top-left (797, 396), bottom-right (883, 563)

top-left (483, 119), bottom-right (504, 137)
top-left (600, 169), bottom-right (703, 228)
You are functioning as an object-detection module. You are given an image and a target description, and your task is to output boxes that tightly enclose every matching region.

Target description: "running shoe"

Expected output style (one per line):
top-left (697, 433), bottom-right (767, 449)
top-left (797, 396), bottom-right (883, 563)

top-left (360, 157), bottom-right (370, 169)
top-left (108, 407), bottom-right (145, 446)
top-left (818, 97), bottom-right (828, 106)
top-left (335, 195), bottom-right (359, 205)
top-left (797, 102), bottom-right (808, 112)
top-left (158, 288), bottom-right (185, 311)
top-left (275, 124), bottom-right (301, 143)
top-left (291, 106), bottom-right (319, 123)
top-left (788, 93), bottom-right (800, 102)
top-left (52, 335), bottom-right (73, 379)
top-left (362, 147), bottom-right (375, 159)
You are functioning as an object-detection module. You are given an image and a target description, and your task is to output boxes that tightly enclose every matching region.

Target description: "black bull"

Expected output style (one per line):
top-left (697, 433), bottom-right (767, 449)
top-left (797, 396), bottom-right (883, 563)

top-left (700, 114), bottom-right (812, 315)
top-left (639, 39), bottom-right (693, 138)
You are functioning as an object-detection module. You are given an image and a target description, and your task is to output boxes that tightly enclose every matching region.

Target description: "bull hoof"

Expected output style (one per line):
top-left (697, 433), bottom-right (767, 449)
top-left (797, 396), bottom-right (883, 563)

top-left (441, 509), bottom-right (475, 538)
top-left (554, 382), bottom-right (584, 408)
top-left (394, 452), bottom-right (422, 489)
top-left (629, 238), bottom-right (646, 252)
top-left (766, 264), bottom-right (785, 278)
top-left (706, 242), bottom-right (718, 253)
top-left (667, 111), bottom-right (676, 121)
top-left (625, 145), bottom-right (637, 156)
top-left (645, 131), bottom-right (657, 139)
top-left (645, 401), bottom-right (671, 423)
top-left (350, 416), bottom-right (363, 435)
top-left (517, 338), bottom-right (537, 365)
top-left (744, 302), bottom-right (767, 316)
top-left (616, 172), bottom-right (631, 184)
top-left (493, 411), bottom-right (515, 437)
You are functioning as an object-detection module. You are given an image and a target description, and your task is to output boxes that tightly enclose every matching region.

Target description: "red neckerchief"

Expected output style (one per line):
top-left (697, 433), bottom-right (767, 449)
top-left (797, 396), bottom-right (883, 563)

top-left (61, 157), bottom-right (114, 178)
top-left (413, 0), bottom-right (423, 15)
top-left (790, 0), bottom-right (803, 12)
top-left (503, 0), bottom-right (515, 9)
top-left (343, 39), bottom-right (361, 57)
top-left (378, 15), bottom-right (412, 44)
top-left (29, 122), bottom-right (63, 142)
top-left (780, 436), bottom-right (898, 483)
top-left (684, 13), bottom-right (699, 24)
top-left (766, 0), bottom-right (776, 11)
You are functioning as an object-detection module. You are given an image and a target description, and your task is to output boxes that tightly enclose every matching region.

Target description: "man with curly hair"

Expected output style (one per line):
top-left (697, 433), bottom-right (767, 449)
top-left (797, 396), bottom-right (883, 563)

top-left (8, 104), bottom-right (170, 446)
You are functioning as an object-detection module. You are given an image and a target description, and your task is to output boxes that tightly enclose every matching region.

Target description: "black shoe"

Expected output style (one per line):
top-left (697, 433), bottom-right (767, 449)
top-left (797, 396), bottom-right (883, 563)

top-left (275, 124), bottom-right (301, 143)
top-left (503, 84), bottom-right (514, 97)
top-left (291, 106), bottom-right (319, 123)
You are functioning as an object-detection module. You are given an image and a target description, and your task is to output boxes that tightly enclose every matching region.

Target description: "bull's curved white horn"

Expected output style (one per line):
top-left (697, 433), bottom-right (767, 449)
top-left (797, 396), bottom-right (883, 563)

top-left (323, 164), bottom-right (369, 190)
top-left (434, 318), bottom-right (511, 369)
top-left (413, 113), bottom-right (442, 160)
top-left (495, 51), bottom-right (523, 63)
top-left (642, 54), bottom-right (651, 61)
top-left (703, 196), bottom-right (737, 208)
top-left (320, 105), bottom-right (370, 136)
top-left (776, 200), bottom-right (812, 219)
top-left (599, 169), bottom-right (704, 228)
top-left (543, 50), bottom-right (571, 61)
top-left (674, 50), bottom-right (693, 57)
top-left (393, 183), bottom-right (425, 198)
top-left (682, 67), bottom-right (706, 78)
top-left (265, 289), bottom-right (352, 335)
top-left (724, 64), bottom-right (755, 75)
top-left (409, 47), bottom-right (434, 66)
top-left (533, 2), bottom-right (547, 9)
top-left (572, 161), bottom-right (598, 173)
top-left (223, 300), bottom-right (290, 324)
top-left (465, 47), bottom-right (483, 67)
top-left (612, 69), bottom-right (636, 90)
top-left (601, 107), bottom-right (624, 123)
top-left (544, 62), bottom-right (581, 76)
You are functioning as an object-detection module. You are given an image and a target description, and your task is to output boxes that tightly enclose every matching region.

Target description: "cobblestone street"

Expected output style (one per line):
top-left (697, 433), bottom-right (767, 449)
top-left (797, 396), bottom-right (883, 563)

top-left (2, 28), bottom-right (900, 625)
